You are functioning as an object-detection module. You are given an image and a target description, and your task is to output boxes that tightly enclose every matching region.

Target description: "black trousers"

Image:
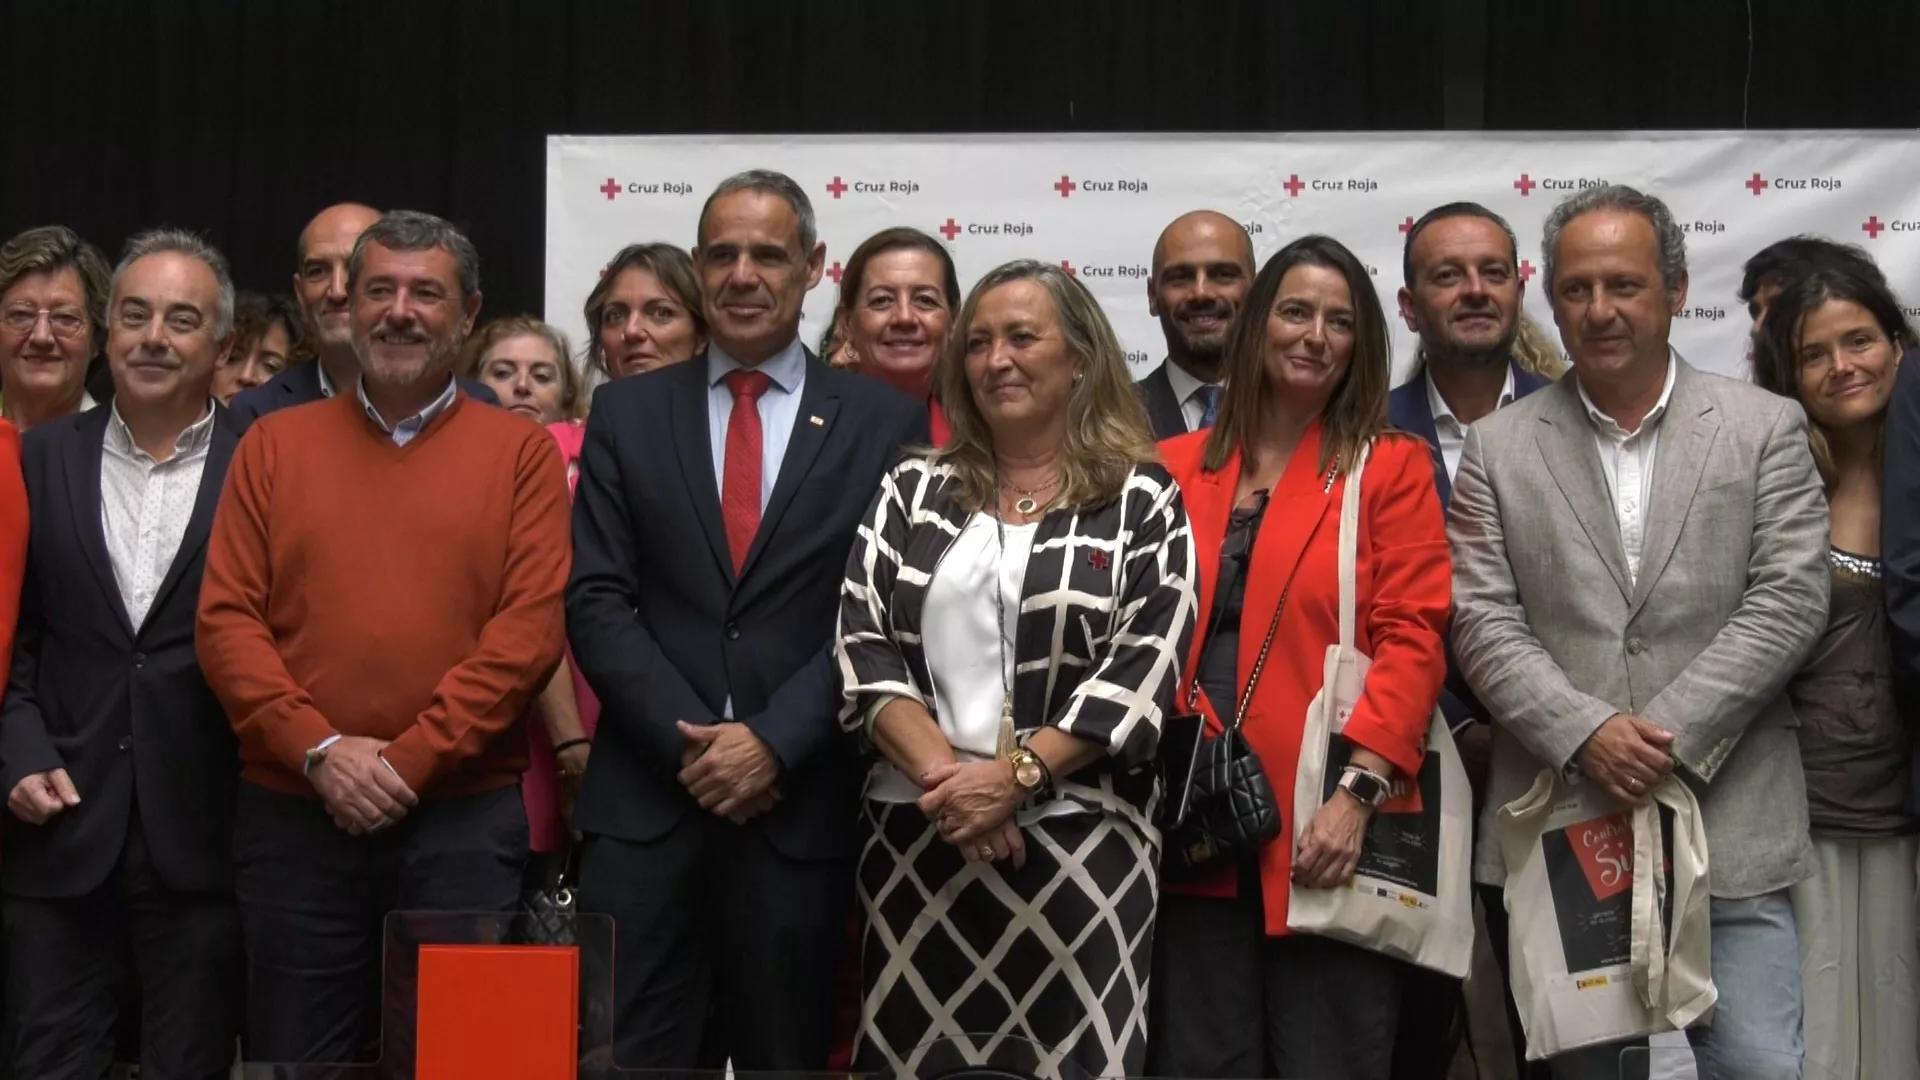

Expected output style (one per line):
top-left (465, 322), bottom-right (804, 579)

top-left (234, 782), bottom-right (528, 1073)
top-left (578, 811), bottom-right (852, 1072)
top-left (1148, 866), bottom-right (1409, 1080)
top-left (4, 816), bottom-right (242, 1080)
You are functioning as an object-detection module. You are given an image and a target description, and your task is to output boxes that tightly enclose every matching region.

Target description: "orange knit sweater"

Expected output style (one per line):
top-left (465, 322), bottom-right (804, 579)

top-left (196, 391), bottom-right (570, 799)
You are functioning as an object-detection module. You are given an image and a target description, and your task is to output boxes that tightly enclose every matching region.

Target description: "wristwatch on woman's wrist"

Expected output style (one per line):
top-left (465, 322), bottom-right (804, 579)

top-left (1338, 764), bottom-right (1391, 809)
top-left (1009, 747), bottom-right (1050, 797)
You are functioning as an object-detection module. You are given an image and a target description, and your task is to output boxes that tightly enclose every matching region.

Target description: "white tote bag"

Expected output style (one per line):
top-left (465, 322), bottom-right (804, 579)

top-left (1497, 768), bottom-right (1716, 1061)
top-left (1286, 442), bottom-right (1476, 979)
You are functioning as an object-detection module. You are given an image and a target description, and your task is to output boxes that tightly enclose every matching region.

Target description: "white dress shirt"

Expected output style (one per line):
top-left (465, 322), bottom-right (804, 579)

top-left (1427, 365), bottom-right (1516, 483)
top-left (100, 401), bottom-right (216, 629)
top-left (1576, 352), bottom-right (1678, 585)
top-left (1164, 360), bottom-right (1222, 433)
top-left (707, 338), bottom-right (807, 511)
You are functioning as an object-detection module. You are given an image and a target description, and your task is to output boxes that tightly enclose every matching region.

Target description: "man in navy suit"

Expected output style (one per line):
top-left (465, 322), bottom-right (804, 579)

top-left (567, 169), bottom-right (927, 1072)
top-left (0, 229), bottom-right (244, 1080)
top-left (1386, 202), bottom-right (1551, 1080)
top-left (229, 203), bottom-right (495, 429)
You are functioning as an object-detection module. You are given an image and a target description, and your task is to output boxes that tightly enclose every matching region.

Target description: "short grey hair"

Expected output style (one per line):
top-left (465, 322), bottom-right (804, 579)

top-left (347, 210), bottom-right (481, 298)
top-left (112, 228), bottom-right (237, 340)
top-left (697, 169), bottom-right (817, 254)
top-left (1540, 184), bottom-right (1688, 298)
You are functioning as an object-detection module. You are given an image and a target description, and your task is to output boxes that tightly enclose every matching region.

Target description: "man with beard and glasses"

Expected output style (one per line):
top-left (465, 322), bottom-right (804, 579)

top-left (566, 169), bottom-right (925, 1071)
top-left (1135, 210), bottom-right (1255, 440)
top-left (1, 229), bottom-right (244, 1080)
top-left (1387, 201), bottom-right (1554, 1080)
top-left (197, 211), bottom-right (570, 1072)
top-left (229, 203), bottom-right (495, 429)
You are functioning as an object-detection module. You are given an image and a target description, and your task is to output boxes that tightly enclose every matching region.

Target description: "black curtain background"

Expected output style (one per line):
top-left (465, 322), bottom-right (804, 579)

top-left (3, 0), bottom-right (1915, 321)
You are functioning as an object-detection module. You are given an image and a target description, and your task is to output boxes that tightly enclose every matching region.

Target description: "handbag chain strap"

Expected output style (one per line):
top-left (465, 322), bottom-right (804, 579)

top-left (1184, 455), bottom-right (1342, 734)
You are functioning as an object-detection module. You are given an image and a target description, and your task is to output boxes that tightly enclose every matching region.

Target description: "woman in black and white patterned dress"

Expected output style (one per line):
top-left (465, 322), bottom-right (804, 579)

top-left (835, 259), bottom-right (1198, 1079)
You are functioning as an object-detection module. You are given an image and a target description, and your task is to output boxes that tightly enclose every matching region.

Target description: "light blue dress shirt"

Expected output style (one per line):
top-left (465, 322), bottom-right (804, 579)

top-left (706, 338), bottom-right (807, 510)
top-left (356, 375), bottom-right (459, 446)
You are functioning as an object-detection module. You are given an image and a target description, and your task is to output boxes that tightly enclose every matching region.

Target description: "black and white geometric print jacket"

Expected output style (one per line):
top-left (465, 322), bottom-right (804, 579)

top-left (835, 454), bottom-right (1198, 826)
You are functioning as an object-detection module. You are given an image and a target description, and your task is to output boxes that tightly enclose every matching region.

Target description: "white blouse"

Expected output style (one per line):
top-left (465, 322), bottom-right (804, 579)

top-left (868, 513), bottom-right (1081, 821)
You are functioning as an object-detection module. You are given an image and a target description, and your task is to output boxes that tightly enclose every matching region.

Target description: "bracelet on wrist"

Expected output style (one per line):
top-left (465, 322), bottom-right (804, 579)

top-left (552, 737), bottom-right (592, 754)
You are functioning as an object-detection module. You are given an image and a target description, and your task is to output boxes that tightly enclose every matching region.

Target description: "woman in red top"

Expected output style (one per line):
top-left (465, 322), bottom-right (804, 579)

top-left (829, 227), bottom-right (960, 445)
top-left (1151, 235), bottom-right (1449, 1080)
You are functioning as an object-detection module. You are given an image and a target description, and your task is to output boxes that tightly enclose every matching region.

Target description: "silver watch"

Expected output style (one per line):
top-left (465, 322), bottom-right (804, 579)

top-left (1338, 765), bottom-right (1391, 809)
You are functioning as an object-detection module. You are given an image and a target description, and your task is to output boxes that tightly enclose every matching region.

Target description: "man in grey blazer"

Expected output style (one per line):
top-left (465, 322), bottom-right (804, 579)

top-left (1449, 185), bottom-right (1829, 1080)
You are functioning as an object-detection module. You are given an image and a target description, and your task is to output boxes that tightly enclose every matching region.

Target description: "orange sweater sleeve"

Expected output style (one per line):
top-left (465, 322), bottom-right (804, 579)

top-left (0, 423), bottom-right (27, 702)
top-left (380, 427), bottom-right (571, 792)
top-left (1340, 438), bottom-right (1452, 780)
top-left (196, 425), bottom-right (342, 774)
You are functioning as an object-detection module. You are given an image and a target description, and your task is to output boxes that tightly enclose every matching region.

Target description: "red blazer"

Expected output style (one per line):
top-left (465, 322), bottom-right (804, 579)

top-left (1159, 422), bottom-right (1450, 935)
top-left (0, 421), bottom-right (26, 699)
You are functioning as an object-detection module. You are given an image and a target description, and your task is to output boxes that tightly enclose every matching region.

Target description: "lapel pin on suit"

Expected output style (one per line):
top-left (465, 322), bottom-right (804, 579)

top-left (809, 415), bottom-right (824, 426)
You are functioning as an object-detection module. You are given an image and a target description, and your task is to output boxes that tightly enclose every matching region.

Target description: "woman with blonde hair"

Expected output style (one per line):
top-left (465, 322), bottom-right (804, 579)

top-left (836, 260), bottom-right (1197, 1078)
top-left (457, 314), bottom-right (584, 426)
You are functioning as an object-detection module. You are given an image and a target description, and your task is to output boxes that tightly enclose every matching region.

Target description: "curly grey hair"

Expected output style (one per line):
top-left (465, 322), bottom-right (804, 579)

top-left (347, 210), bottom-right (481, 299)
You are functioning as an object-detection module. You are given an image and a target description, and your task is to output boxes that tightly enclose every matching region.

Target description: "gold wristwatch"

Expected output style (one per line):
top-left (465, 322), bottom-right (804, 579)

top-left (1009, 747), bottom-right (1049, 796)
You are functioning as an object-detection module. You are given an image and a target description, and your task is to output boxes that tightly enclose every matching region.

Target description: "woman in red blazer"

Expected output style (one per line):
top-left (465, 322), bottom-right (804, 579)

top-left (0, 419), bottom-right (25, 702)
top-left (1149, 235), bottom-right (1450, 1080)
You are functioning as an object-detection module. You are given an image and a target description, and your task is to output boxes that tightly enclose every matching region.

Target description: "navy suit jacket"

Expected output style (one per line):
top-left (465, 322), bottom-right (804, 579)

top-left (1388, 361), bottom-right (1551, 729)
top-left (228, 361), bottom-right (499, 430)
top-left (0, 405), bottom-right (242, 898)
top-left (1134, 363), bottom-right (1190, 442)
top-left (566, 351), bottom-right (930, 861)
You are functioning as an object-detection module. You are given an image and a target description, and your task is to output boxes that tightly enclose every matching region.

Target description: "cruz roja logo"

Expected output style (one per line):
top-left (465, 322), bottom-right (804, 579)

top-left (1049, 175), bottom-right (1150, 196)
top-left (1672, 306), bottom-right (1728, 321)
top-left (1281, 175), bottom-right (1378, 196)
top-left (1079, 265), bottom-right (1151, 279)
top-left (597, 178), bottom-right (692, 200)
top-left (825, 176), bottom-right (921, 199)
top-left (1679, 221), bottom-right (1726, 235)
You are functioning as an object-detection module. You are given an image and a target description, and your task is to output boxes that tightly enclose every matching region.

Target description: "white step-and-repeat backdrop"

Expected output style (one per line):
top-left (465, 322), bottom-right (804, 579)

top-left (545, 133), bottom-right (1920, 382)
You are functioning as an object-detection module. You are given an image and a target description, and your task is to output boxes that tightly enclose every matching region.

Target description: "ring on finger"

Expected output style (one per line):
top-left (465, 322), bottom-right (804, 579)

top-left (978, 843), bottom-right (995, 860)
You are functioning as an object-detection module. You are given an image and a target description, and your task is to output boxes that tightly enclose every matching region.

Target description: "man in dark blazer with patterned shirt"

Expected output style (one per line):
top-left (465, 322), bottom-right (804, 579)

top-left (567, 169), bottom-right (926, 1073)
top-left (1386, 202), bottom-right (1553, 1080)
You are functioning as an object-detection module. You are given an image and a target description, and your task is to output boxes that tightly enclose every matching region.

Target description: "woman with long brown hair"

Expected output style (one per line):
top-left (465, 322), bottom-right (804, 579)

top-left (1151, 235), bottom-right (1450, 1079)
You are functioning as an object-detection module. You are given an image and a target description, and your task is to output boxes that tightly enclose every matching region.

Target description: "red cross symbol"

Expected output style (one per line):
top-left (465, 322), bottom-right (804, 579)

top-left (1053, 175), bottom-right (1076, 198)
top-left (1398, 216), bottom-right (1415, 234)
top-left (827, 261), bottom-right (844, 284)
top-left (1060, 260), bottom-right (1076, 277)
top-left (826, 176), bottom-right (848, 199)
top-left (1518, 259), bottom-right (1536, 283)
top-left (1283, 174), bottom-right (1305, 197)
top-left (598, 178), bottom-right (620, 201)
top-left (1745, 173), bottom-right (1767, 196)
top-left (1513, 173), bottom-right (1535, 197)
top-left (1863, 216), bottom-right (1885, 240)
top-left (938, 218), bottom-right (961, 241)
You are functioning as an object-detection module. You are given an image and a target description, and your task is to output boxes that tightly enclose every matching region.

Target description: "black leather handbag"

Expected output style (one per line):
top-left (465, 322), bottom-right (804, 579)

top-left (1159, 586), bottom-right (1290, 880)
top-left (516, 847), bottom-right (579, 946)
top-left (1160, 492), bottom-right (1312, 881)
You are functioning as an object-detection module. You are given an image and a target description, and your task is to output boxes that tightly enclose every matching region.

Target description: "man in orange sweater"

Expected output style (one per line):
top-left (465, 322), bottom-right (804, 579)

top-left (196, 211), bottom-right (570, 1070)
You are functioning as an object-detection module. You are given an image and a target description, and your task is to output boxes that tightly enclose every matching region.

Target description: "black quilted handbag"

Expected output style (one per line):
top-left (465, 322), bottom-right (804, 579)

top-left (517, 847), bottom-right (578, 946)
top-left (1159, 576), bottom-right (1297, 882)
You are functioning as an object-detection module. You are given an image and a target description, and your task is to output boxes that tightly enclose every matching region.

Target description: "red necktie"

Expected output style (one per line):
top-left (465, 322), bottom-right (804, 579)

top-left (721, 369), bottom-right (773, 573)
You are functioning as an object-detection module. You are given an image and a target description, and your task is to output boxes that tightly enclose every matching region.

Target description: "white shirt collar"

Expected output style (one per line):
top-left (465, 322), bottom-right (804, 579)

top-left (1162, 359), bottom-right (1219, 409)
top-left (317, 362), bottom-right (337, 399)
top-left (1424, 363), bottom-right (1515, 428)
top-left (1577, 348), bottom-right (1678, 437)
top-left (708, 336), bottom-right (807, 394)
top-left (105, 398), bottom-right (217, 460)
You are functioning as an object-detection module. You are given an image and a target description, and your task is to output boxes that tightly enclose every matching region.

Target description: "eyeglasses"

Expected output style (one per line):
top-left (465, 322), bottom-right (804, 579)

top-left (1, 307), bottom-right (88, 340)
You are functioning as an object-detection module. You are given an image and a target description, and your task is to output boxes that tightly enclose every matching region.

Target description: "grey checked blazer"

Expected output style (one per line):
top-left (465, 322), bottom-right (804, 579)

top-left (1449, 357), bottom-right (1829, 898)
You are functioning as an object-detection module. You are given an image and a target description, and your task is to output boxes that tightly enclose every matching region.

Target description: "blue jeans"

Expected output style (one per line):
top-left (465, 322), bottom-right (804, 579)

top-left (1551, 890), bottom-right (1804, 1080)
